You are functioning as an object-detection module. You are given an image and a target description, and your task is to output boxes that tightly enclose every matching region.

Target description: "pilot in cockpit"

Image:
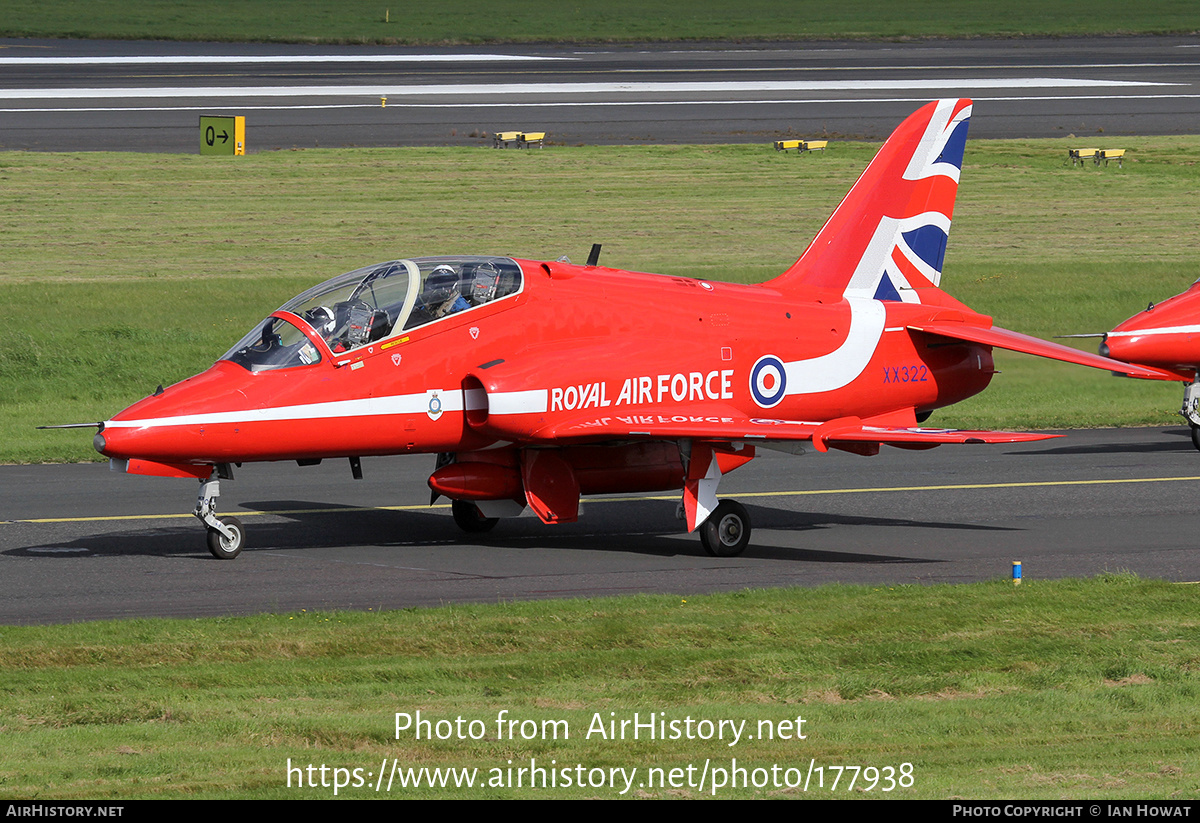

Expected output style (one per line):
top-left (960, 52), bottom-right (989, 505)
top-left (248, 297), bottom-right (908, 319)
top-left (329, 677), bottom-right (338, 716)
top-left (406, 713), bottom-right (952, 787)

top-left (305, 305), bottom-right (337, 339)
top-left (427, 265), bottom-right (470, 316)
top-left (304, 304), bottom-right (352, 352)
top-left (408, 264), bottom-right (468, 324)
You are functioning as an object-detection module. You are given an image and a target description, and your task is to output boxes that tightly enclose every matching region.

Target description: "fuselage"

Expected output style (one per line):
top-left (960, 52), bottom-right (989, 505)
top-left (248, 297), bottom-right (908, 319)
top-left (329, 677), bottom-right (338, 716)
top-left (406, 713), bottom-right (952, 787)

top-left (96, 256), bottom-right (994, 470)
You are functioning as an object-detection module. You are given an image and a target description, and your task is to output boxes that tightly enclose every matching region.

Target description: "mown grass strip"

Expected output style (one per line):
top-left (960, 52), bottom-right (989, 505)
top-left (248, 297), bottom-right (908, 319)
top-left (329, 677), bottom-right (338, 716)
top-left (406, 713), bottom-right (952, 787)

top-left (1, 578), bottom-right (1197, 798)
top-left (2, 1), bottom-right (1198, 43)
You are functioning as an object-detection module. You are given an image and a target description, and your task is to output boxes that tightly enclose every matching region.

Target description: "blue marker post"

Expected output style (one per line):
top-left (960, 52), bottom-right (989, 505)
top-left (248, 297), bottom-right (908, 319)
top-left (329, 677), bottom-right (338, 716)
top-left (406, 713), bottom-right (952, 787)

top-left (1012, 560), bottom-right (1022, 586)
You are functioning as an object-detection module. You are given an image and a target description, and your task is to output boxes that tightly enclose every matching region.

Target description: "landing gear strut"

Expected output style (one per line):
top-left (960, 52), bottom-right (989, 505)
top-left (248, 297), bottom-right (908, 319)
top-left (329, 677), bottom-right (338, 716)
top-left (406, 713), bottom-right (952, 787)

top-left (195, 475), bottom-right (246, 559)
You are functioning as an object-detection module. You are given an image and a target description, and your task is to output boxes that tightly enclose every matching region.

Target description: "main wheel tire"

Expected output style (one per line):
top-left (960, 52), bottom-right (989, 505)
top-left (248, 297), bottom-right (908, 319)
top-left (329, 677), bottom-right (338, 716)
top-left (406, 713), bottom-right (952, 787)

top-left (1191, 424), bottom-right (1200, 452)
top-left (451, 500), bottom-right (499, 533)
top-left (206, 516), bottom-right (246, 560)
top-left (699, 500), bottom-right (751, 557)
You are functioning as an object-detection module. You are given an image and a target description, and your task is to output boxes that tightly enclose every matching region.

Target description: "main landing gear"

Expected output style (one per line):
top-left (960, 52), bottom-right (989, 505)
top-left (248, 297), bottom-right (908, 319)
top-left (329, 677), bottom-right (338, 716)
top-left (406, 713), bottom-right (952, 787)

top-left (195, 475), bottom-right (246, 559)
top-left (699, 500), bottom-right (751, 557)
top-left (451, 500), bottom-right (499, 533)
top-left (683, 440), bottom-right (754, 557)
top-left (1183, 380), bottom-right (1200, 452)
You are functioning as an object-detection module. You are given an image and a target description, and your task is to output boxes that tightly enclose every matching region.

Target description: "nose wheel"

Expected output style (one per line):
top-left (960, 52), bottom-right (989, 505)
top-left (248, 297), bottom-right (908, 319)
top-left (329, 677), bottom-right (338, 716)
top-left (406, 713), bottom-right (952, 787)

top-left (206, 516), bottom-right (246, 559)
top-left (699, 500), bottom-right (751, 557)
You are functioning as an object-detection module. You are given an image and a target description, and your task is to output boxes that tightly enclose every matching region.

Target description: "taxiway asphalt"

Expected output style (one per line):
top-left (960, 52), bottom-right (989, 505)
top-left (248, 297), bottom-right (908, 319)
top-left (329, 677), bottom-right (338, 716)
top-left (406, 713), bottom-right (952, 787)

top-left (3, 427), bottom-right (1198, 624)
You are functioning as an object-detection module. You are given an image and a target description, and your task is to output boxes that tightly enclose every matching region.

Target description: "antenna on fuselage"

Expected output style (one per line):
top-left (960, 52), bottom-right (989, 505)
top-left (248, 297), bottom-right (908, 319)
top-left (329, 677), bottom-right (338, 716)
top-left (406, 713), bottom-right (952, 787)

top-left (586, 243), bottom-right (602, 267)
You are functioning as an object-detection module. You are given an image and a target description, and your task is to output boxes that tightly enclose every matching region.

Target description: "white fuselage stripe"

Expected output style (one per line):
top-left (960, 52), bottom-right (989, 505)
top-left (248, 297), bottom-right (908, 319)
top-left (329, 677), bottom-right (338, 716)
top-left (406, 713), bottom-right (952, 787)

top-left (105, 392), bottom-right (446, 428)
top-left (488, 389), bottom-right (550, 415)
top-left (1109, 325), bottom-right (1200, 337)
top-left (784, 298), bottom-right (887, 396)
top-left (104, 388), bottom-right (549, 428)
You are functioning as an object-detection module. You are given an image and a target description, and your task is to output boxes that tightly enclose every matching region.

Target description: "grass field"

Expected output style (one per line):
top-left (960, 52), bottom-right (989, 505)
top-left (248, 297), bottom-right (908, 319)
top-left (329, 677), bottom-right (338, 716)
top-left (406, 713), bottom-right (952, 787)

top-left (1, 0), bottom-right (1198, 43)
top-left (4, 136), bottom-right (1196, 463)
top-left (2, 577), bottom-right (1197, 799)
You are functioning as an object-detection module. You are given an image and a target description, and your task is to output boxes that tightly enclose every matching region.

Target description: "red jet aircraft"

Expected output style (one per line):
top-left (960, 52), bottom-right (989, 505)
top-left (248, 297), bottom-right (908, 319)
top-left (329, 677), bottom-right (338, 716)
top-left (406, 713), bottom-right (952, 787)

top-left (1080, 282), bottom-right (1200, 447)
top-left (89, 98), bottom-right (1171, 559)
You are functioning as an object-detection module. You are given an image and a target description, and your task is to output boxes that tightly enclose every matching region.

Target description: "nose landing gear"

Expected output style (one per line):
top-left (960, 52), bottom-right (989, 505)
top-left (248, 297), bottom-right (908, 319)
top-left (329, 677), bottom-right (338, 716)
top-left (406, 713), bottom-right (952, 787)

top-left (195, 474), bottom-right (246, 559)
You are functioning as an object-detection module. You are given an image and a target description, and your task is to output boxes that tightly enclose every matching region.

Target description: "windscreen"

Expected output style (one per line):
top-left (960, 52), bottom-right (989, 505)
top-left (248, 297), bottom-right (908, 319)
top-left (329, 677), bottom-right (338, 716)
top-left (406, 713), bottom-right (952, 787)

top-left (220, 257), bottom-right (522, 370)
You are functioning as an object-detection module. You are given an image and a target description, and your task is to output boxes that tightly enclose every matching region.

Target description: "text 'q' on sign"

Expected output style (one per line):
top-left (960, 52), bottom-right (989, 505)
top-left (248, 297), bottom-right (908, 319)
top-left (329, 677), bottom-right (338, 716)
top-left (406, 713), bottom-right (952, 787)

top-left (199, 115), bottom-right (245, 156)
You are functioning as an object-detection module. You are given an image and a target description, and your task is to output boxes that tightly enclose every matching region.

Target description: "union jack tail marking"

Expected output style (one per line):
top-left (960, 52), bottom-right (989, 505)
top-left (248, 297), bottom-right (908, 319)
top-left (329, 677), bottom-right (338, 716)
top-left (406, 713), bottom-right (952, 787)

top-left (768, 98), bottom-right (972, 303)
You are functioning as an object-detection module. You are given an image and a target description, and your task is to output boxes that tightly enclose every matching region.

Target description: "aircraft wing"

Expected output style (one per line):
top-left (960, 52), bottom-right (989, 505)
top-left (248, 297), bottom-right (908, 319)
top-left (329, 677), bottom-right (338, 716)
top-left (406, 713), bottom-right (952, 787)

top-left (526, 406), bottom-right (1059, 452)
top-left (910, 321), bottom-right (1181, 380)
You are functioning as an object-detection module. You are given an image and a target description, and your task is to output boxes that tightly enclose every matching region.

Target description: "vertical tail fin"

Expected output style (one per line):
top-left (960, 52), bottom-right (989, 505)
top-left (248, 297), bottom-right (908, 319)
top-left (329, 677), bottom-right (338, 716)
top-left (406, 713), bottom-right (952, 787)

top-left (766, 98), bottom-right (971, 303)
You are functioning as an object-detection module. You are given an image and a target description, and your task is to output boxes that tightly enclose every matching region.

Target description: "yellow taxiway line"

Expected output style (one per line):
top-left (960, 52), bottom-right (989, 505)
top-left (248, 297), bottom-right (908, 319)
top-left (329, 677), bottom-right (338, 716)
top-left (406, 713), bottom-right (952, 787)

top-left (11, 474), bottom-right (1200, 524)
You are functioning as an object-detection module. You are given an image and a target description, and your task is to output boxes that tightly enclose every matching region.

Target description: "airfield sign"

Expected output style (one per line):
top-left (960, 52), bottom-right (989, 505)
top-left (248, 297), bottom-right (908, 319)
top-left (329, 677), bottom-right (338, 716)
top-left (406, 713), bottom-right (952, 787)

top-left (199, 116), bottom-right (245, 156)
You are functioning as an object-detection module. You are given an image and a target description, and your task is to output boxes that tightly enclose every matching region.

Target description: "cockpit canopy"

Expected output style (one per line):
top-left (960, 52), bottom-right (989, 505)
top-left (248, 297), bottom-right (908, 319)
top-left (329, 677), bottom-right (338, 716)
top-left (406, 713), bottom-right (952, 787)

top-left (223, 256), bottom-right (523, 371)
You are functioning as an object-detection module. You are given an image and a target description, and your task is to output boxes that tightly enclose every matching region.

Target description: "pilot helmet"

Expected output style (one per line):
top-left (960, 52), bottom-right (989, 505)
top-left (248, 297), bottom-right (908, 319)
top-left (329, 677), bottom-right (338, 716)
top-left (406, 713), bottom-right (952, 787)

top-left (306, 305), bottom-right (336, 337)
top-left (424, 264), bottom-right (460, 303)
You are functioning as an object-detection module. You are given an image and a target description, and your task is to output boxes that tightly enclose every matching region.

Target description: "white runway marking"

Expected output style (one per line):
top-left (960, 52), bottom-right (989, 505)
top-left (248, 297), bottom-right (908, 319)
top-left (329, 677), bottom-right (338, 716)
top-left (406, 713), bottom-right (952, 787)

top-left (0, 77), bottom-right (1177, 102)
top-left (6, 93), bottom-right (1199, 115)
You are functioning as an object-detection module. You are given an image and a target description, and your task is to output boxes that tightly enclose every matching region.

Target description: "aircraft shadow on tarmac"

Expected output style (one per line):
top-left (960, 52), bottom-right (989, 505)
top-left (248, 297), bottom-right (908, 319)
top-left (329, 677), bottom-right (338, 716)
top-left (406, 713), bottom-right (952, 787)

top-left (8, 498), bottom-right (1014, 567)
top-left (741, 504), bottom-right (1012, 564)
top-left (1008, 428), bottom-right (1195, 456)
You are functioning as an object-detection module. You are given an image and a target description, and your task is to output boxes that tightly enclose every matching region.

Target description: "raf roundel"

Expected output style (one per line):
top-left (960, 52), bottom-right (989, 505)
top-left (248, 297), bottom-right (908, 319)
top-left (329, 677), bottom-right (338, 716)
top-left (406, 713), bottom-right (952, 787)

top-left (749, 355), bottom-right (787, 408)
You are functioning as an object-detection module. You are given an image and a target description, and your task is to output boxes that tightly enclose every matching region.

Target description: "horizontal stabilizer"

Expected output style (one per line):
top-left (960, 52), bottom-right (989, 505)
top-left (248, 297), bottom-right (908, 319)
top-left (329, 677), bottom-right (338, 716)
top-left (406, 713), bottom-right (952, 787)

top-left (805, 417), bottom-right (1058, 452)
top-left (910, 322), bottom-right (1181, 381)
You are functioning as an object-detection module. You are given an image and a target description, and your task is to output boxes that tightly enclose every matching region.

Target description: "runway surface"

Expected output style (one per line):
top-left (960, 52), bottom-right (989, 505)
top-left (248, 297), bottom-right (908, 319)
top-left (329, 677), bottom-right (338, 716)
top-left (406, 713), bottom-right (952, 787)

top-left (4, 427), bottom-right (1198, 624)
top-left (2, 35), bottom-right (1200, 150)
